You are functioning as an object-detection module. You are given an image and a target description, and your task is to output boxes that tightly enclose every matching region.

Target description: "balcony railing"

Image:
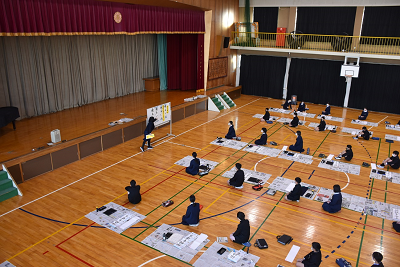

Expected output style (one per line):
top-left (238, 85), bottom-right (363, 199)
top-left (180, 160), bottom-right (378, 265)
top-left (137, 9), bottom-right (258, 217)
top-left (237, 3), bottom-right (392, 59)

top-left (231, 32), bottom-right (400, 56)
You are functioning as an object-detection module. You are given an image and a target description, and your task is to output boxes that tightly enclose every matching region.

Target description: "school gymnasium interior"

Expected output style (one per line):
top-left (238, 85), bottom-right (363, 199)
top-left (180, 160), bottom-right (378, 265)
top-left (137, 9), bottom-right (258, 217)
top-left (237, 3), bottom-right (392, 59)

top-left (1, 0), bottom-right (400, 266)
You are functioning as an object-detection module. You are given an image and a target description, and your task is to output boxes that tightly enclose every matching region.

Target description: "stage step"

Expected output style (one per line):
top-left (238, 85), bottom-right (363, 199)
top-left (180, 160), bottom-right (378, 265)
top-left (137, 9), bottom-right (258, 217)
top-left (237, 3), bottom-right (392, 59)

top-left (0, 169), bottom-right (21, 203)
top-left (221, 93), bottom-right (236, 108)
top-left (211, 97), bottom-right (224, 110)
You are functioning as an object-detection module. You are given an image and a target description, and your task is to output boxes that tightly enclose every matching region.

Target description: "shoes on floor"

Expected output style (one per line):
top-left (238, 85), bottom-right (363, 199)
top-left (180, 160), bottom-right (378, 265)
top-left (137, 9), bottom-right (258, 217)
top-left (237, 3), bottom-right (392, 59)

top-left (235, 185), bottom-right (244, 189)
top-left (148, 146), bottom-right (154, 149)
top-left (335, 156), bottom-right (342, 160)
top-left (377, 164), bottom-right (384, 169)
top-left (140, 147), bottom-right (144, 152)
top-left (189, 223), bottom-right (199, 227)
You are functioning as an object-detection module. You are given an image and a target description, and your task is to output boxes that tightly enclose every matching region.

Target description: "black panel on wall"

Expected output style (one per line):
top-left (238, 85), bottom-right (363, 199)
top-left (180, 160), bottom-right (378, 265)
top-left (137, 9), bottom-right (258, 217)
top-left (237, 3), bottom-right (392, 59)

top-left (348, 63), bottom-right (400, 114)
top-left (287, 58), bottom-right (346, 107)
top-left (361, 6), bottom-right (400, 38)
top-left (239, 55), bottom-right (286, 99)
top-left (253, 7), bottom-right (279, 33)
top-left (296, 7), bottom-right (357, 35)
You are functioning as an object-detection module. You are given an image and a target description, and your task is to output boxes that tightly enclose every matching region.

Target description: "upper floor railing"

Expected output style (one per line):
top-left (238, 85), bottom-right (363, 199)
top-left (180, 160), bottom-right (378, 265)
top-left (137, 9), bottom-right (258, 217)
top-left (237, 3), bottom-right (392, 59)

top-left (231, 32), bottom-right (400, 56)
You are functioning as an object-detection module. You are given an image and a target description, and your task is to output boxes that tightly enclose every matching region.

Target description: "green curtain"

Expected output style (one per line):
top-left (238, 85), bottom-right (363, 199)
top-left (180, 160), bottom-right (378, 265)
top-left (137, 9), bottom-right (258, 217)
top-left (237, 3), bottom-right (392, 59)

top-left (157, 34), bottom-right (168, 90)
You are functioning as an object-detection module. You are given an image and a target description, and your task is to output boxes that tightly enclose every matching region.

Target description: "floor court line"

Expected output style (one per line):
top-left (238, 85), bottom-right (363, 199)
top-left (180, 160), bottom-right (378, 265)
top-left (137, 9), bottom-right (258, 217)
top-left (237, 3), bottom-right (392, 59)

top-left (0, 98), bottom-right (261, 218)
top-left (138, 255), bottom-right (166, 267)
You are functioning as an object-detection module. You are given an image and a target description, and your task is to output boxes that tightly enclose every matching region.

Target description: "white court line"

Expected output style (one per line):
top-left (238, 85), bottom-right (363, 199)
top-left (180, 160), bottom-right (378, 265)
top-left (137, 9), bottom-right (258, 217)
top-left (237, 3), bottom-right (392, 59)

top-left (166, 141), bottom-right (201, 150)
top-left (368, 116), bottom-right (388, 130)
top-left (0, 98), bottom-right (260, 218)
top-left (342, 172), bottom-right (350, 190)
top-left (253, 156), bottom-right (271, 184)
top-left (138, 255), bottom-right (166, 267)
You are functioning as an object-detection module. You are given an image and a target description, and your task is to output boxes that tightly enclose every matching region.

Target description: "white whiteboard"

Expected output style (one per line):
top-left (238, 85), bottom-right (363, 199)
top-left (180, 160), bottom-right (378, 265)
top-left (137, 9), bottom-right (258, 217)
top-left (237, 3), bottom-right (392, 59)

top-left (147, 102), bottom-right (171, 127)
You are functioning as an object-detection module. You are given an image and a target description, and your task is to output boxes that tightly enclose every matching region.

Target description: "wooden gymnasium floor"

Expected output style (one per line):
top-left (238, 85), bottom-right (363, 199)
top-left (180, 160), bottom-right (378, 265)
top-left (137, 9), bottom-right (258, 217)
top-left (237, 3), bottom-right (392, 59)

top-left (1, 95), bottom-right (400, 266)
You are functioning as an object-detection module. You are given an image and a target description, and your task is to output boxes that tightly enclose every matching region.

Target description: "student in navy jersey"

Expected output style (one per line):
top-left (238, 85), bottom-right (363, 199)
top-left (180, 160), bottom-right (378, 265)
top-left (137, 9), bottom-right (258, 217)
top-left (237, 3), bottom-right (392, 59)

top-left (181, 195), bottom-right (200, 226)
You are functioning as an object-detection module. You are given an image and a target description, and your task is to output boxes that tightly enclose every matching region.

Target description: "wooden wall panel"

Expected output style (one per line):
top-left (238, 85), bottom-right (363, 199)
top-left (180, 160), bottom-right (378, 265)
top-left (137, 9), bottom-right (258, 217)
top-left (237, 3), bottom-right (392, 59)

top-left (79, 137), bottom-right (102, 159)
top-left (21, 154), bottom-right (52, 181)
top-left (185, 104), bottom-right (196, 117)
top-left (51, 145), bottom-right (79, 170)
top-left (196, 100), bottom-right (207, 113)
top-left (102, 129), bottom-right (123, 150)
top-left (7, 164), bottom-right (23, 184)
top-left (124, 123), bottom-right (143, 142)
top-left (172, 108), bottom-right (185, 123)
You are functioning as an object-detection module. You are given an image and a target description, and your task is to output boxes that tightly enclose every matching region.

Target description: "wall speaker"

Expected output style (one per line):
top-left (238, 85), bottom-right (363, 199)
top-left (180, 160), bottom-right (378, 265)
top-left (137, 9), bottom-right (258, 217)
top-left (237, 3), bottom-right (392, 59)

top-left (223, 37), bottom-right (230, 48)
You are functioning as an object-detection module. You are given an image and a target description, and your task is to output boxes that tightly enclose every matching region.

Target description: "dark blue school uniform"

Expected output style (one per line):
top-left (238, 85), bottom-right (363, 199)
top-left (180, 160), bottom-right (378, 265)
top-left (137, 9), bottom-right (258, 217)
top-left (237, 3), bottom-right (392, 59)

top-left (392, 221), bottom-right (400, 232)
top-left (290, 116), bottom-right (299, 127)
top-left (255, 133), bottom-right (267, 145)
top-left (389, 155), bottom-right (400, 169)
top-left (186, 158), bottom-right (200, 175)
top-left (301, 251), bottom-right (322, 267)
top-left (322, 106), bottom-right (331, 115)
top-left (125, 182), bottom-right (141, 204)
top-left (263, 111), bottom-right (270, 121)
top-left (358, 110), bottom-right (368, 120)
top-left (229, 169), bottom-right (244, 187)
top-left (322, 193), bottom-right (342, 213)
top-left (287, 183), bottom-right (302, 201)
top-left (371, 262), bottom-right (384, 267)
top-left (289, 136), bottom-right (304, 152)
top-left (141, 117), bottom-right (156, 148)
top-left (225, 126), bottom-right (236, 139)
top-left (283, 100), bottom-right (291, 110)
top-left (182, 203), bottom-right (200, 225)
top-left (318, 120), bottom-right (326, 131)
top-left (361, 129), bottom-right (370, 140)
top-left (298, 103), bottom-right (306, 112)
top-left (233, 219), bottom-right (250, 244)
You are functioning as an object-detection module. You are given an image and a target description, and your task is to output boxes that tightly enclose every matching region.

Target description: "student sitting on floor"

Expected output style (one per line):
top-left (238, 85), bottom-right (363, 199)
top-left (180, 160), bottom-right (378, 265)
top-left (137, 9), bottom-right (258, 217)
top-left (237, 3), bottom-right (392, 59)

top-left (125, 180), bottom-right (141, 204)
top-left (289, 131), bottom-right (305, 153)
top-left (358, 108), bottom-right (368, 120)
top-left (335, 145), bottom-right (353, 161)
top-left (282, 99), bottom-right (292, 110)
top-left (298, 101), bottom-right (306, 112)
top-left (230, 211), bottom-right (250, 244)
top-left (225, 121), bottom-right (236, 139)
top-left (290, 112), bottom-right (299, 127)
top-left (228, 163), bottom-right (245, 189)
top-left (262, 108), bottom-right (270, 122)
top-left (322, 184), bottom-right (342, 213)
top-left (392, 221), bottom-right (400, 233)
top-left (314, 116), bottom-right (326, 131)
top-left (296, 242), bottom-right (322, 267)
top-left (255, 128), bottom-right (268, 145)
top-left (371, 252), bottom-right (384, 267)
top-left (378, 151), bottom-right (400, 169)
top-left (321, 103), bottom-right (330, 115)
top-left (181, 195), bottom-right (200, 226)
top-left (354, 126), bottom-right (370, 140)
top-left (186, 152), bottom-right (200, 175)
top-left (285, 177), bottom-right (302, 202)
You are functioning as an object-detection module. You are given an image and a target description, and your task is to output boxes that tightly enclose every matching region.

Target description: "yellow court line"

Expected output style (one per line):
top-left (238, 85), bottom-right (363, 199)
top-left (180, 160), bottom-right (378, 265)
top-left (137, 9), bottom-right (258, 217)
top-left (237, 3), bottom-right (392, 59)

top-left (278, 134), bottom-right (292, 145)
top-left (203, 210), bottom-right (368, 265)
top-left (203, 187), bottom-right (230, 213)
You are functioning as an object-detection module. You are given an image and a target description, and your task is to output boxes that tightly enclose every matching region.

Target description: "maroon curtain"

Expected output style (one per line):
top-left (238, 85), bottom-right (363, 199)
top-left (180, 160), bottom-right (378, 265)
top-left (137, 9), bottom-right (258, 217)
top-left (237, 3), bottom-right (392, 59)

top-left (0, 0), bottom-right (205, 35)
top-left (167, 34), bottom-right (202, 91)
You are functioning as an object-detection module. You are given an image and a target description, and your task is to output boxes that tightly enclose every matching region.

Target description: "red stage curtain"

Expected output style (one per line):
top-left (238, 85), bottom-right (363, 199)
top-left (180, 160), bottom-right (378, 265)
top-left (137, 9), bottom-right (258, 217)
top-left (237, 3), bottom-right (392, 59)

top-left (167, 34), bottom-right (203, 91)
top-left (0, 0), bottom-right (205, 36)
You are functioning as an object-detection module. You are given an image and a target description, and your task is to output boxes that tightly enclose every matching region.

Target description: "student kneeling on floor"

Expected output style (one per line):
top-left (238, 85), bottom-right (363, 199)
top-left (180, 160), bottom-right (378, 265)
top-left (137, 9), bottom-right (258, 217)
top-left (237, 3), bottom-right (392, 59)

top-left (225, 121), bottom-right (236, 139)
top-left (335, 145), bottom-right (353, 161)
top-left (285, 177), bottom-right (302, 202)
top-left (289, 131), bottom-right (304, 153)
top-left (322, 184), bottom-right (342, 213)
top-left (181, 195), bottom-right (200, 226)
top-left (230, 211), bottom-right (250, 244)
top-left (296, 242), bottom-right (322, 267)
top-left (255, 128), bottom-right (268, 145)
top-left (228, 163), bottom-right (245, 189)
top-left (186, 152), bottom-right (200, 175)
